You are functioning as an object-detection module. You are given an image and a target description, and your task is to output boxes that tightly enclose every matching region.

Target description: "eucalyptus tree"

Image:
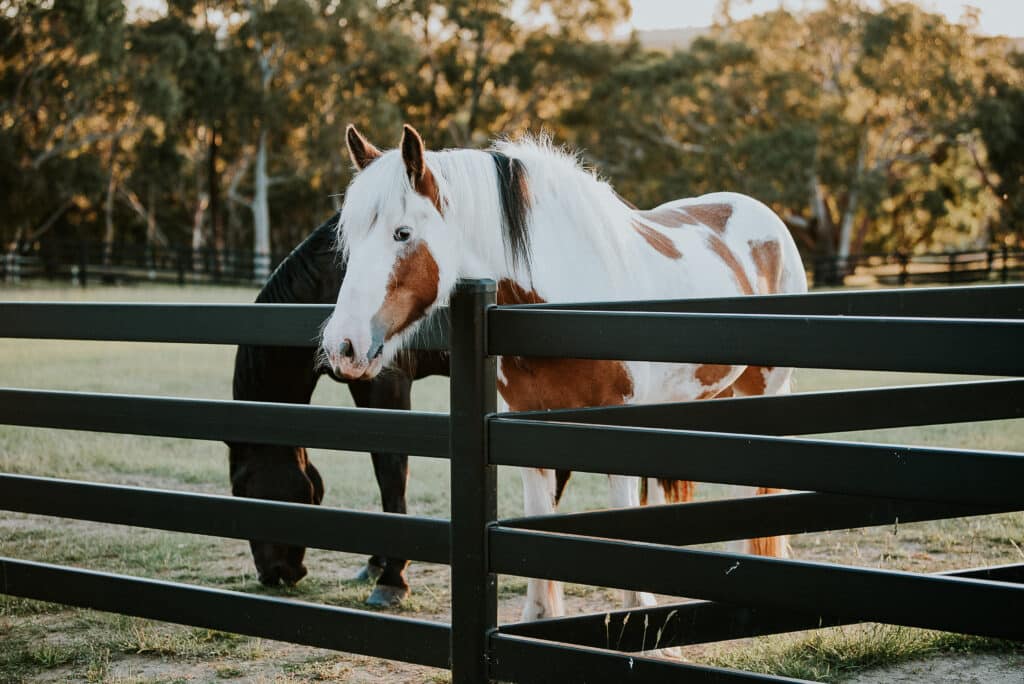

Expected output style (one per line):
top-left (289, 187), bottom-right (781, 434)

top-left (0, 0), bottom-right (132, 250)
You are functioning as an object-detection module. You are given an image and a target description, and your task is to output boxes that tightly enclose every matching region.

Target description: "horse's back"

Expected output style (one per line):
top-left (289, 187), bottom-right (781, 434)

top-left (662, 191), bottom-right (807, 298)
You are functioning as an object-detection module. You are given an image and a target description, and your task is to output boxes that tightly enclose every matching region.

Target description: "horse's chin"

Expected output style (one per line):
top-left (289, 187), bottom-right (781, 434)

top-left (334, 355), bottom-right (385, 381)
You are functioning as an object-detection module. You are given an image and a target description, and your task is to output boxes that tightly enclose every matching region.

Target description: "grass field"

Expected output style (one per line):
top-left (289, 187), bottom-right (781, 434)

top-left (1, 283), bottom-right (1022, 683)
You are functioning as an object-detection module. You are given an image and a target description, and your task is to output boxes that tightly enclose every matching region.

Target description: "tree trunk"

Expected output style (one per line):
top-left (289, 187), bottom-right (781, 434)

top-left (103, 167), bottom-right (116, 266)
top-left (252, 129), bottom-right (271, 281)
top-left (837, 132), bottom-right (869, 261)
top-left (810, 171), bottom-right (833, 255)
top-left (145, 182), bottom-right (158, 247)
top-left (208, 123), bottom-right (224, 274)
top-left (809, 162), bottom-right (840, 286)
top-left (191, 192), bottom-right (209, 274)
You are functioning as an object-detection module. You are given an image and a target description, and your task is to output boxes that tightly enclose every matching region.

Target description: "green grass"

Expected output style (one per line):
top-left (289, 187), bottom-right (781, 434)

top-left (1, 282), bottom-right (1022, 682)
top-left (705, 626), bottom-right (1023, 682)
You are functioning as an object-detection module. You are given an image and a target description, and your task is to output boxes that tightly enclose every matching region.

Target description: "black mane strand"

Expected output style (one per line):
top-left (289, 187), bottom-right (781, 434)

top-left (489, 151), bottom-right (532, 275)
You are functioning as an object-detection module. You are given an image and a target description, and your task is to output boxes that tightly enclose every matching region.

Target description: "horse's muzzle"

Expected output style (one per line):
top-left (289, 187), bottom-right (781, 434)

top-left (330, 334), bottom-right (385, 380)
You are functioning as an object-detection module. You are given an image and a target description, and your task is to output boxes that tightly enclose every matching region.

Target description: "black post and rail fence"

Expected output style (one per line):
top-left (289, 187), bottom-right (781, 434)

top-left (1, 282), bottom-right (1023, 682)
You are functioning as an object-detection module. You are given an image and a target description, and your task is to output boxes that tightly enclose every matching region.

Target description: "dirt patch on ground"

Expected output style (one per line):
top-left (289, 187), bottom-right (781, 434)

top-left (846, 653), bottom-right (1024, 683)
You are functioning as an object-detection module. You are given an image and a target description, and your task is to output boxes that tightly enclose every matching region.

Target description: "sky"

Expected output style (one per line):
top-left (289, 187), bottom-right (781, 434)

top-left (128, 1), bottom-right (1024, 37)
top-left (629, 0), bottom-right (1024, 36)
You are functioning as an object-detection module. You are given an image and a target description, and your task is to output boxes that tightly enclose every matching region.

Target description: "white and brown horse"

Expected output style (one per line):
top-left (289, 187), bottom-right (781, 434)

top-left (320, 124), bottom-right (807, 621)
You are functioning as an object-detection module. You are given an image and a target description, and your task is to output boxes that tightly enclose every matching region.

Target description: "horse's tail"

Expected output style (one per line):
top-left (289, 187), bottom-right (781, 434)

top-left (640, 478), bottom-right (694, 505)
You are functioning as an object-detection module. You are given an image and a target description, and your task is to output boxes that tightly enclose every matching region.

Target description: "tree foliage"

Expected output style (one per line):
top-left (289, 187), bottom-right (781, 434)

top-left (0, 0), bottom-right (1019, 263)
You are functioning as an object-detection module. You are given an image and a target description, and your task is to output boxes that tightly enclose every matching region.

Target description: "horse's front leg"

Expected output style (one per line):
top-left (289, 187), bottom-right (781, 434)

top-left (520, 467), bottom-right (565, 620)
top-left (348, 373), bottom-right (413, 607)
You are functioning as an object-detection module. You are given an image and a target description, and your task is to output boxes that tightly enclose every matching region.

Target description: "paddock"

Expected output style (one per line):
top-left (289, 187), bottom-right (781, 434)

top-left (1, 282), bottom-right (1022, 682)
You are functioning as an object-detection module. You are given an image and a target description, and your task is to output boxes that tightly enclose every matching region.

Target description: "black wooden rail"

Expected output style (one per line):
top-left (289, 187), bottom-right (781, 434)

top-left (1, 282), bottom-right (1022, 684)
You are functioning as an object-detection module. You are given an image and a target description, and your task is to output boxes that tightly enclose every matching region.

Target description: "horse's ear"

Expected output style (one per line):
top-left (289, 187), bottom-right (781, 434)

top-left (346, 124), bottom-right (381, 170)
top-left (400, 124), bottom-right (426, 181)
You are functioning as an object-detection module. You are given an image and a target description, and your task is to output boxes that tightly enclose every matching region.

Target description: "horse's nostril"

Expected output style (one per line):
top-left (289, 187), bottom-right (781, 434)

top-left (340, 339), bottom-right (354, 359)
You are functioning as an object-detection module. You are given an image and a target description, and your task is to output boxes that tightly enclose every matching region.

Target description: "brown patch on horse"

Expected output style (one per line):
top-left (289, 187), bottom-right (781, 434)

top-left (685, 203), bottom-right (733, 233)
top-left (497, 278), bottom-right (544, 305)
top-left (499, 357), bottom-right (633, 411)
top-left (640, 478), bottom-right (695, 504)
top-left (660, 478), bottom-right (693, 503)
top-left (696, 364), bottom-right (732, 386)
top-left (632, 220), bottom-right (682, 259)
top-left (400, 123), bottom-right (444, 215)
top-left (496, 279), bottom-right (633, 411)
top-left (372, 241), bottom-right (439, 339)
top-left (636, 206), bottom-right (699, 228)
top-left (749, 239), bottom-right (782, 294)
top-left (748, 487), bottom-right (785, 557)
top-left (414, 166), bottom-right (445, 215)
top-left (706, 234), bottom-right (754, 295)
top-left (733, 365), bottom-right (772, 395)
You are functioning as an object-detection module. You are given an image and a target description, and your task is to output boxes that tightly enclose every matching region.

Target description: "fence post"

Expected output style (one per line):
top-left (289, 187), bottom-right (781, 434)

top-left (449, 278), bottom-right (497, 684)
top-left (1003, 245), bottom-right (1010, 283)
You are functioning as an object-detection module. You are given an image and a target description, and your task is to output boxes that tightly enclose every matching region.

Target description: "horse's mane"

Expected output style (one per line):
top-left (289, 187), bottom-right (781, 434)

top-left (256, 214), bottom-right (344, 305)
top-left (488, 150), bottom-right (532, 274)
top-left (486, 136), bottom-right (635, 288)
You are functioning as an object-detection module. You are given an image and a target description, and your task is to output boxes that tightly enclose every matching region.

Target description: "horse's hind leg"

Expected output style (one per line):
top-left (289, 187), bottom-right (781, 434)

top-left (609, 475), bottom-right (658, 610)
top-left (349, 374), bottom-right (413, 606)
top-left (521, 467), bottom-right (566, 620)
top-left (730, 367), bottom-right (792, 558)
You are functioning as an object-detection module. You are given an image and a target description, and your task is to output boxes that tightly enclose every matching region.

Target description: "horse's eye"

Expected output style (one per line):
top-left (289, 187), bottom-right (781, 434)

top-left (394, 226), bottom-right (412, 242)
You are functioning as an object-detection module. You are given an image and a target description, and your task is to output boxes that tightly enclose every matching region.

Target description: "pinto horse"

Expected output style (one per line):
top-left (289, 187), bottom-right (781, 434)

top-left (321, 125), bottom-right (807, 621)
top-left (228, 214), bottom-right (447, 606)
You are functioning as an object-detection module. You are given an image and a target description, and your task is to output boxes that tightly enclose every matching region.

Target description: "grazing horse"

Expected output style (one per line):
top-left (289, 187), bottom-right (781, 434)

top-left (228, 214), bottom-right (447, 606)
top-left (320, 125), bottom-right (807, 621)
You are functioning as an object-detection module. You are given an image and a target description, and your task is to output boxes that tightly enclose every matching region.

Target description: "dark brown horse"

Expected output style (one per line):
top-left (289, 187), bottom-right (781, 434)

top-left (228, 214), bottom-right (447, 606)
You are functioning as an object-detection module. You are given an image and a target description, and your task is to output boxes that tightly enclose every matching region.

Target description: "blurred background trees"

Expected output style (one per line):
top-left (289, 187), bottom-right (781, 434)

top-left (1, 0), bottom-right (1021, 278)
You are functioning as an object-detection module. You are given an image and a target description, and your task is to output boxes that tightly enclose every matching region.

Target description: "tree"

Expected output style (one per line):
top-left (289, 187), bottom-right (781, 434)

top-left (975, 51), bottom-right (1024, 245)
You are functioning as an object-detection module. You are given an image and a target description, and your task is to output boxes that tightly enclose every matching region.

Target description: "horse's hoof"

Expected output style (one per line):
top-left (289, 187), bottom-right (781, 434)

top-left (354, 563), bottom-right (384, 583)
top-left (366, 584), bottom-right (408, 607)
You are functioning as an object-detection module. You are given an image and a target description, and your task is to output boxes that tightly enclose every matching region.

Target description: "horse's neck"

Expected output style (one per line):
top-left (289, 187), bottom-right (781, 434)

top-left (238, 215), bottom-right (341, 405)
top-left (449, 149), bottom-right (635, 294)
top-left (257, 215), bottom-right (342, 305)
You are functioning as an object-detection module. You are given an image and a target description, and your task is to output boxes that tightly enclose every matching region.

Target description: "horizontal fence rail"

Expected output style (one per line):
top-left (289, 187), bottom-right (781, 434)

top-left (508, 283), bottom-right (1024, 318)
top-left (488, 309), bottom-right (1024, 374)
top-left (500, 563), bottom-right (1024, 652)
top-left (0, 474), bottom-right (450, 564)
top-left (0, 302), bottom-right (449, 349)
top-left (499, 491), bottom-right (1013, 548)
top-left (488, 633), bottom-right (802, 683)
top-left (0, 558), bottom-right (451, 669)
top-left (0, 388), bottom-right (449, 458)
top-left (502, 378), bottom-right (1024, 434)
top-left (490, 418), bottom-right (1024, 507)
top-left (489, 529), bottom-right (1024, 641)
